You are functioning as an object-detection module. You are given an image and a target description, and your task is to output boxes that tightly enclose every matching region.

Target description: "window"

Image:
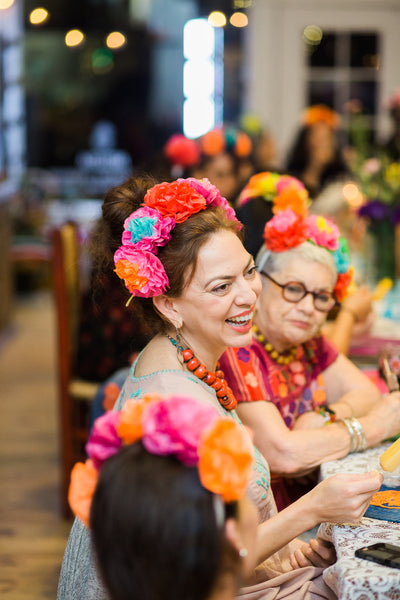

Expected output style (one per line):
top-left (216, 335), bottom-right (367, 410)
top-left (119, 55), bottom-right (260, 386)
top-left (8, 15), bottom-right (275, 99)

top-left (304, 30), bottom-right (380, 143)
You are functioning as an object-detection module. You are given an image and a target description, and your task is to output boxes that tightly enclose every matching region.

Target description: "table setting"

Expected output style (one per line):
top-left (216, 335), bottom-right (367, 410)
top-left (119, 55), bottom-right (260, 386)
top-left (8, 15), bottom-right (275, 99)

top-left (319, 444), bottom-right (400, 598)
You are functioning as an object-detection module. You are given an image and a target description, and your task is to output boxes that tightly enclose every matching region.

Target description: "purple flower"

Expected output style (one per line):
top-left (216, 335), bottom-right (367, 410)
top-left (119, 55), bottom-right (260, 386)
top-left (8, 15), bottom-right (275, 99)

top-left (358, 200), bottom-right (391, 221)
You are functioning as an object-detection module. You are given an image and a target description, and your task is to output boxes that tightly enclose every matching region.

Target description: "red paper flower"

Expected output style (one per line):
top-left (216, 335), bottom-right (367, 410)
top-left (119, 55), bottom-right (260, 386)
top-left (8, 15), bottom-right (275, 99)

top-left (164, 134), bottom-right (200, 167)
top-left (334, 267), bottom-right (354, 302)
top-left (144, 180), bottom-right (207, 223)
top-left (263, 209), bottom-right (308, 252)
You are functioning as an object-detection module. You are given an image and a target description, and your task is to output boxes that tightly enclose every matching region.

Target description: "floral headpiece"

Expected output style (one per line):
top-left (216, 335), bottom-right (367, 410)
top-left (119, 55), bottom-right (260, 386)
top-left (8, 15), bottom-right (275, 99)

top-left (302, 104), bottom-right (340, 129)
top-left (164, 133), bottom-right (201, 169)
top-left (114, 178), bottom-right (240, 300)
top-left (263, 209), bottom-right (353, 301)
top-left (68, 394), bottom-right (254, 527)
top-left (200, 126), bottom-right (252, 158)
top-left (236, 171), bottom-right (310, 216)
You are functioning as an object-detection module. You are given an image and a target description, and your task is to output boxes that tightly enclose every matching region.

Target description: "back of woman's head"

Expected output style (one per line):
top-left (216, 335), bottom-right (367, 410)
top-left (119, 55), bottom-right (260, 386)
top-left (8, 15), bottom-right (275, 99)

top-left (90, 443), bottom-right (238, 600)
top-left (92, 175), bottom-right (243, 332)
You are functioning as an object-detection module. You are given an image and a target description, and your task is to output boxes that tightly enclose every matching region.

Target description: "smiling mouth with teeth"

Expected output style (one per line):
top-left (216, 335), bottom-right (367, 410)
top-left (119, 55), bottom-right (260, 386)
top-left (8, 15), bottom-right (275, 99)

top-left (226, 313), bottom-right (253, 326)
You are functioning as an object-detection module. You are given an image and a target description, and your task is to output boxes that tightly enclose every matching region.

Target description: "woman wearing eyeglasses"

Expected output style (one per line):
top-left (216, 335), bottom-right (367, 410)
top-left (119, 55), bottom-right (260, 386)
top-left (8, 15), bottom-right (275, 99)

top-left (219, 207), bottom-right (400, 511)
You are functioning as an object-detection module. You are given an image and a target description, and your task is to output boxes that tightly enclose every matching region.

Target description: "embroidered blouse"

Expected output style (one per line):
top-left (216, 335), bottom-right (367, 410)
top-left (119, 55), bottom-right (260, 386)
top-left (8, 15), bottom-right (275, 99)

top-left (219, 335), bottom-right (338, 429)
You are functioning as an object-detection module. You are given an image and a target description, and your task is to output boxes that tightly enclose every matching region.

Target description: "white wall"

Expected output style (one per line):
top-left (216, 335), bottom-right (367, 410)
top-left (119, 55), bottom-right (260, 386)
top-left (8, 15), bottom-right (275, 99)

top-left (244, 0), bottom-right (400, 163)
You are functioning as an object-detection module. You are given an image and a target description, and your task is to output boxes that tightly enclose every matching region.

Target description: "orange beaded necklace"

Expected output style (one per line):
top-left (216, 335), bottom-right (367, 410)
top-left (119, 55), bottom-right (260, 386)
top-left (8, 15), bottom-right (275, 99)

top-left (166, 334), bottom-right (237, 411)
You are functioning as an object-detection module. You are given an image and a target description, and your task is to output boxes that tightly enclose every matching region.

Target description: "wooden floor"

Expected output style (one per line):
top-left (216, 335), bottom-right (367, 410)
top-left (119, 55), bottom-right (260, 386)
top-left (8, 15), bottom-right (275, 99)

top-left (0, 291), bottom-right (72, 599)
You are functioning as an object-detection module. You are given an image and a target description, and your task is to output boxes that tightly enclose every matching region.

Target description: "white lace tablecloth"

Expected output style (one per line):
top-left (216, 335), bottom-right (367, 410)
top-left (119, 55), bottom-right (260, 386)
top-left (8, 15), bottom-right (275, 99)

top-left (319, 444), bottom-right (400, 599)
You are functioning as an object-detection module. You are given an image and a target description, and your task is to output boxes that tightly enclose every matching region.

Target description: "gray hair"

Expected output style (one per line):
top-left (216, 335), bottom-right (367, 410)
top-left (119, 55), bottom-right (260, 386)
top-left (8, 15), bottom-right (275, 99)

top-left (256, 241), bottom-right (337, 285)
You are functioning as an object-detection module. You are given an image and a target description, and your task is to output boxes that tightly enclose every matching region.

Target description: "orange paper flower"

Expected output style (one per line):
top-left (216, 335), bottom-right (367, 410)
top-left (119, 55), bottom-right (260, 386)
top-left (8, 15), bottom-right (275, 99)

top-left (68, 459), bottom-right (99, 527)
top-left (198, 418), bottom-right (253, 502)
top-left (302, 105), bottom-right (340, 128)
top-left (273, 187), bottom-right (309, 217)
top-left (200, 129), bottom-right (226, 156)
top-left (117, 394), bottom-right (161, 444)
top-left (114, 259), bottom-right (148, 293)
top-left (234, 131), bottom-right (252, 157)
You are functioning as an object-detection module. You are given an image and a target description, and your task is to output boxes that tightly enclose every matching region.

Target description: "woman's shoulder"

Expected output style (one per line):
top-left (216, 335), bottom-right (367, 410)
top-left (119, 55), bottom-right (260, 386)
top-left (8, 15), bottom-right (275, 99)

top-left (118, 364), bottom-right (228, 416)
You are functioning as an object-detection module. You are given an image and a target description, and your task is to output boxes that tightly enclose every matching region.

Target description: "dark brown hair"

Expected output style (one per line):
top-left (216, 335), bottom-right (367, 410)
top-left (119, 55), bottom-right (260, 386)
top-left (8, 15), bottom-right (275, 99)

top-left (90, 175), bottom-right (243, 333)
top-left (90, 443), bottom-right (240, 600)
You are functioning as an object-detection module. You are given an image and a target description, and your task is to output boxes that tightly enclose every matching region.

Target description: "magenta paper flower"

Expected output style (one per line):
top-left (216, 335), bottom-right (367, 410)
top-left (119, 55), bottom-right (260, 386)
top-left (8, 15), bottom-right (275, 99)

top-left (121, 206), bottom-right (175, 251)
top-left (307, 215), bottom-right (339, 251)
top-left (275, 175), bottom-right (305, 194)
top-left (142, 397), bottom-right (218, 467)
top-left (182, 177), bottom-right (239, 223)
top-left (114, 248), bottom-right (169, 297)
top-left (86, 412), bottom-right (122, 470)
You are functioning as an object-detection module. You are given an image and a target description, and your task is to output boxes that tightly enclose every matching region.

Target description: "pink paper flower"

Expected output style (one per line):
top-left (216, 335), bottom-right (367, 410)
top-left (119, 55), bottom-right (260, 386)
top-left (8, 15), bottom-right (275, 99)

top-left (307, 215), bottom-right (340, 251)
top-left (264, 209), bottom-right (308, 252)
top-left (142, 397), bottom-right (218, 466)
top-left (275, 175), bottom-right (305, 194)
top-left (86, 412), bottom-right (122, 470)
top-left (183, 177), bottom-right (239, 223)
top-left (121, 206), bottom-right (175, 251)
top-left (114, 249), bottom-right (169, 297)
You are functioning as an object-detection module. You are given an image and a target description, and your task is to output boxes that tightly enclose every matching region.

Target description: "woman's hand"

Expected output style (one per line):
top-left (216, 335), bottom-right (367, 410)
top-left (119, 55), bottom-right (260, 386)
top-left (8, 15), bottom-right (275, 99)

top-left (310, 471), bottom-right (382, 525)
top-left (363, 392), bottom-right (400, 440)
top-left (290, 538), bottom-right (336, 569)
top-left (342, 286), bottom-right (374, 324)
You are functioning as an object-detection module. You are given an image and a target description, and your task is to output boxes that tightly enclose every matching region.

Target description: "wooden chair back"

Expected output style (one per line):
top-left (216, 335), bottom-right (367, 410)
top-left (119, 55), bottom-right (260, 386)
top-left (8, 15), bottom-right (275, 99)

top-left (51, 222), bottom-right (99, 518)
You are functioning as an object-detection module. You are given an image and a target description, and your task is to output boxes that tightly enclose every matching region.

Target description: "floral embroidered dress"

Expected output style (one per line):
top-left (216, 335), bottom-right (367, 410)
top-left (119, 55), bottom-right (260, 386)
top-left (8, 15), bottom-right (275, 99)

top-left (219, 335), bottom-right (338, 510)
top-left (57, 356), bottom-right (335, 600)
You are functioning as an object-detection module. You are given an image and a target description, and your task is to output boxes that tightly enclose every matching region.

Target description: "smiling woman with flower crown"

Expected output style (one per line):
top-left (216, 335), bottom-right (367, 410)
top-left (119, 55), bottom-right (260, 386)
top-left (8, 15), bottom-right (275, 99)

top-left (219, 200), bottom-right (400, 511)
top-left (58, 174), bottom-right (384, 600)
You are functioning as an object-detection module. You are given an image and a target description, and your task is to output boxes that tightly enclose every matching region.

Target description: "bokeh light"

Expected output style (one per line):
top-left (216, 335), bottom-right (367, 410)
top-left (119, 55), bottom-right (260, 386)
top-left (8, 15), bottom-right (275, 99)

top-left (342, 183), bottom-right (364, 208)
top-left (230, 12), bottom-right (248, 28)
top-left (0, 0), bottom-right (15, 8)
top-left (29, 7), bottom-right (49, 25)
top-left (106, 31), bottom-right (126, 49)
top-left (65, 29), bottom-right (85, 47)
top-left (91, 48), bottom-right (114, 73)
top-left (303, 25), bottom-right (323, 45)
top-left (208, 11), bottom-right (226, 28)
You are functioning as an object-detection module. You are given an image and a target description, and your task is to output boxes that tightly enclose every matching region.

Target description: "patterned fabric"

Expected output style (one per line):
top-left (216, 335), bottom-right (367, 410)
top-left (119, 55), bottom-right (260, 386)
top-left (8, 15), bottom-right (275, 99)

top-left (219, 335), bottom-right (338, 429)
top-left (219, 335), bottom-right (338, 510)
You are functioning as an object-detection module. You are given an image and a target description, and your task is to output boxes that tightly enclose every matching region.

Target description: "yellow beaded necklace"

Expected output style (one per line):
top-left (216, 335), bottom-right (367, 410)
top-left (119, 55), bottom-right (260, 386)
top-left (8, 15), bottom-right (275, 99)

top-left (252, 324), bottom-right (298, 365)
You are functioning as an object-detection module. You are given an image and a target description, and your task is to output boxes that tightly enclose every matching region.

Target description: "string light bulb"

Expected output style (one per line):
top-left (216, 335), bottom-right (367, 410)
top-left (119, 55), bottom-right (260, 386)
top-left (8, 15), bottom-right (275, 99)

top-left (65, 29), bottom-right (85, 47)
top-left (0, 0), bottom-right (15, 9)
top-left (230, 11), bottom-right (248, 28)
top-left (29, 7), bottom-right (49, 25)
top-left (208, 11), bottom-right (226, 27)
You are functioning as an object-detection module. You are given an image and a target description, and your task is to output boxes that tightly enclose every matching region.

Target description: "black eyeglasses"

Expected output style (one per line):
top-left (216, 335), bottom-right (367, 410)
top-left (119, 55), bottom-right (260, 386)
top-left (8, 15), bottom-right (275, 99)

top-left (261, 272), bottom-right (337, 313)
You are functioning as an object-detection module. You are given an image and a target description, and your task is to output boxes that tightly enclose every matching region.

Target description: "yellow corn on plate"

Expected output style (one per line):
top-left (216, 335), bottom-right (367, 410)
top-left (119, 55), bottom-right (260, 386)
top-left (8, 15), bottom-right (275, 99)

top-left (380, 437), bottom-right (400, 472)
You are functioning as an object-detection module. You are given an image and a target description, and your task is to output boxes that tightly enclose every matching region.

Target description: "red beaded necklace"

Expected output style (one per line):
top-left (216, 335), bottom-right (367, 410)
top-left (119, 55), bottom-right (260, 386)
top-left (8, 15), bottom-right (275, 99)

top-left (166, 335), bottom-right (237, 411)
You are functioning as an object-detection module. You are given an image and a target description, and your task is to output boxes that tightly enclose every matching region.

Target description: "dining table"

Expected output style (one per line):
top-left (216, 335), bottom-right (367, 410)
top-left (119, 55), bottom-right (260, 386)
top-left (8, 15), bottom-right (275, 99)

top-left (318, 443), bottom-right (400, 599)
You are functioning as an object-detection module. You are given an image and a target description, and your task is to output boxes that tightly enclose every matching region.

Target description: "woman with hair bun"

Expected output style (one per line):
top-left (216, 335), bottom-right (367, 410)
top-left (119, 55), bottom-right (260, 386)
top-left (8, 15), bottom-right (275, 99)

top-left (58, 174), bottom-right (382, 600)
top-left (68, 394), bottom-right (258, 600)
